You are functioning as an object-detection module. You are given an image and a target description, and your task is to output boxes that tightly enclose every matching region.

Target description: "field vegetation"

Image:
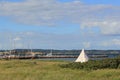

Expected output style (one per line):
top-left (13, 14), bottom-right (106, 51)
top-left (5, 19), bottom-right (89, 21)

top-left (0, 59), bottom-right (120, 80)
top-left (60, 57), bottom-right (120, 70)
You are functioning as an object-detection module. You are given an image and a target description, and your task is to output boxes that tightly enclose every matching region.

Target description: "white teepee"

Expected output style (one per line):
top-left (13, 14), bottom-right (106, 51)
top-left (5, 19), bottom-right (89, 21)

top-left (75, 49), bottom-right (89, 63)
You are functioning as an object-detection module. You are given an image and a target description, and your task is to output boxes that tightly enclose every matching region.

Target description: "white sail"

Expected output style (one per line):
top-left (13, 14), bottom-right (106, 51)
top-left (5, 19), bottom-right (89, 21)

top-left (46, 49), bottom-right (52, 57)
top-left (75, 49), bottom-right (89, 63)
top-left (46, 52), bottom-right (52, 57)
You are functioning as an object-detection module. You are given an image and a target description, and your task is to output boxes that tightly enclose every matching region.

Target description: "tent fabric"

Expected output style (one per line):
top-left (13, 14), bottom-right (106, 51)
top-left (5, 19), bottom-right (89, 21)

top-left (75, 49), bottom-right (89, 63)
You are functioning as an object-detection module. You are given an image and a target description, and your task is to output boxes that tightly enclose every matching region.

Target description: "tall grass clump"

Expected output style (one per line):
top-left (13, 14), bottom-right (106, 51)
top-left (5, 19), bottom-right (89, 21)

top-left (60, 57), bottom-right (120, 70)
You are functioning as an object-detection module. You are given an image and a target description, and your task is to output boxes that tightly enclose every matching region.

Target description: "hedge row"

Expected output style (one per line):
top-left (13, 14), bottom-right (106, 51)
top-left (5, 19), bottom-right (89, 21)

top-left (60, 57), bottom-right (120, 70)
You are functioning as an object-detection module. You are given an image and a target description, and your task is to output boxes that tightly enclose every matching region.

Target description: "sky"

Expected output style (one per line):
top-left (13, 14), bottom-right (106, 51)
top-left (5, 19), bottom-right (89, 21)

top-left (0, 0), bottom-right (120, 50)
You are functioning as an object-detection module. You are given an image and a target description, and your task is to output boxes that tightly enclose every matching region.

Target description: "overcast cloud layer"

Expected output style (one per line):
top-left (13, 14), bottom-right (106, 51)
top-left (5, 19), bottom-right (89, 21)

top-left (0, 0), bottom-right (120, 49)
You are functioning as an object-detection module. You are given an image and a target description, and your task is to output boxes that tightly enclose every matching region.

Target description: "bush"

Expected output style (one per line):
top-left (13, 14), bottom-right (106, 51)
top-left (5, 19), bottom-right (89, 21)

top-left (60, 57), bottom-right (120, 70)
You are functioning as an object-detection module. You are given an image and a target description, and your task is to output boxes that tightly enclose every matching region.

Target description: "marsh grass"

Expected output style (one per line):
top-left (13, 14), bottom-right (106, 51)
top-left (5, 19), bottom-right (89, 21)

top-left (0, 60), bottom-right (120, 80)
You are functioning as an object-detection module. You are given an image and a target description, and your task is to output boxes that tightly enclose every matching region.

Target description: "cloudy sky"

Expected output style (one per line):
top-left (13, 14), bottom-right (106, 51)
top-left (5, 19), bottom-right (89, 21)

top-left (0, 0), bottom-right (120, 50)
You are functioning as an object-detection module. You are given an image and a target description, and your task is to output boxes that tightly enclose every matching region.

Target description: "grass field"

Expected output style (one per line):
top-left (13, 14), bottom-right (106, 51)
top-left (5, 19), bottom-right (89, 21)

top-left (0, 60), bottom-right (120, 80)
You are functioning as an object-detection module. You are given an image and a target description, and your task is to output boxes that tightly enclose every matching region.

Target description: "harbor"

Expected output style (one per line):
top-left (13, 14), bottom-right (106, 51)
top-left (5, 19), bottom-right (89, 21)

top-left (0, 49), bottom-right (120, 61)
top-left (0, 51), bottom-right (116, 61)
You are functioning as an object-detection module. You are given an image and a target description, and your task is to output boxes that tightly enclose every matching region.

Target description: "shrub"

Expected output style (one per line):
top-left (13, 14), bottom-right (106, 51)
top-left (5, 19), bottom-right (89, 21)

top-left (60, 57), bottom-right (120, 70)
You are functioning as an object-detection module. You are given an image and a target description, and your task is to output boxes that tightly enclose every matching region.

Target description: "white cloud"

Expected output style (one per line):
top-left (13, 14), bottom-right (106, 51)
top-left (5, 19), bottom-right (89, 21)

top-left (0, 0), bottom-right (120, 35)
top-left (101, 39), bottom-right (120, 47)
top-left (13, 37), bottom-right (21, 41)
top-left (83, 42), bottom-right (91, 49)
top-left (0, 30), bottom-right (120, 49)
top-left (0, 0), bottom-right (120, 50)
top-left (81, 21), bottom-right (120, 35)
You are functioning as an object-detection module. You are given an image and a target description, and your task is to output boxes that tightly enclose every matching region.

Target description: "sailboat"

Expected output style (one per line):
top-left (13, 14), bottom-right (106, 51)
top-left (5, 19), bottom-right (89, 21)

top-left (46, 49), bottom-right (53, 57)
top-left (75, 49), bottom-right (89, 63)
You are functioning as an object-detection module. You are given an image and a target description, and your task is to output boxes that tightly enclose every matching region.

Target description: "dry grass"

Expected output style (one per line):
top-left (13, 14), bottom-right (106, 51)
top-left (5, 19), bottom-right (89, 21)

top-left (0, 60), bottom-right (120, 80)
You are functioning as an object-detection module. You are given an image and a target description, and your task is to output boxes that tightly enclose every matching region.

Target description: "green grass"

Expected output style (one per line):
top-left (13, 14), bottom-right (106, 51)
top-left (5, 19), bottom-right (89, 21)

top-left (0, 60), bottom-right (120, 80)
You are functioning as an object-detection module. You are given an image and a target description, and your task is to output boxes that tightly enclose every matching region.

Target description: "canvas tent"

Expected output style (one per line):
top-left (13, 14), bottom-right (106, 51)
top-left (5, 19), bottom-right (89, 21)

top-left (75, 49), bottom-right (89, 63)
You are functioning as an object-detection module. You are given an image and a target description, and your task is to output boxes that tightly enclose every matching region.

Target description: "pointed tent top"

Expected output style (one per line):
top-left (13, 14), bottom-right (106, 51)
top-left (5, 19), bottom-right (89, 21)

top-left (81, 48), bottom-right (84, 52)
top-left (75, 49), bottom-right (89, 63)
